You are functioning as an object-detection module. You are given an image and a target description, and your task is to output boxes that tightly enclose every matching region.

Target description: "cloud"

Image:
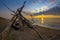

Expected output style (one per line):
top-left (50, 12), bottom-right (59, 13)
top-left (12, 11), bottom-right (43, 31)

top-left (48, 0), bottom-right (56, 4)
top-left (31, 0), bottom-right (42, 5)
top-left (30, 6), bottom-right (50, 13)
top-left (38, 0), bottom-right (42, 1)
top-left (40, 6), bottom-right (49, 11)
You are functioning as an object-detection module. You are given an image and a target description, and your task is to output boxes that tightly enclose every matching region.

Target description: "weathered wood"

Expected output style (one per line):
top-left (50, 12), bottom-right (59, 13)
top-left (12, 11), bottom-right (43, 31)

top-left (0, 14), bottom-right (18, 40)
top-left (0, 1), bottom-right (26, 40)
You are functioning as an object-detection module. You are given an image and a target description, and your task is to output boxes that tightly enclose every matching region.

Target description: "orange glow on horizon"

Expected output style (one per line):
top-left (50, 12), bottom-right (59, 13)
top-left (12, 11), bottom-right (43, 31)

top-left (33, 15), bottom-right (60, 18)
top-left (25, 15), bottom-right (60, 19)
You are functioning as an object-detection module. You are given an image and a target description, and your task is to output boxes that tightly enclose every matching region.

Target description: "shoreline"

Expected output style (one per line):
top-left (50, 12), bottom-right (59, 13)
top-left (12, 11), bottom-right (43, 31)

top-left (33, 23), bottom-right (60, 30)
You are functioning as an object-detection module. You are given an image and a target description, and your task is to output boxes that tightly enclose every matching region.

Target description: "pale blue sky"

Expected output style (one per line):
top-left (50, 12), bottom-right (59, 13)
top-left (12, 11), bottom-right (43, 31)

top-left (0, 0), bottom-right (60, 19)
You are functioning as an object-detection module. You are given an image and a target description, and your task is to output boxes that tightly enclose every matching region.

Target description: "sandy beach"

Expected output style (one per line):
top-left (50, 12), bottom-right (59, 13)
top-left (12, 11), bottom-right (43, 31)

top-left (7, 25), bottom-right (60, 40)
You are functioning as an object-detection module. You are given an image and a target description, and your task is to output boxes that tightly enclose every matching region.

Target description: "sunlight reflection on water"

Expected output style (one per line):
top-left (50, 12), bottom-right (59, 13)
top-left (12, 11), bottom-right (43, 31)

top-left (31, 18), bottom-right (60, 30)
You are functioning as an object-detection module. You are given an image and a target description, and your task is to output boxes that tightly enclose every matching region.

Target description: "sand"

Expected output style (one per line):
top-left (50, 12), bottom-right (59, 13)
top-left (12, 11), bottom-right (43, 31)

top-left (7, 25), bottom-right (60, 40)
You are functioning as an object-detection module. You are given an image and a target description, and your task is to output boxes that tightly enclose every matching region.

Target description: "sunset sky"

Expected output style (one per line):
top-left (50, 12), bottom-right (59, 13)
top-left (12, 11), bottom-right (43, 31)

top-left (0, 0), bottom-right (60, 19)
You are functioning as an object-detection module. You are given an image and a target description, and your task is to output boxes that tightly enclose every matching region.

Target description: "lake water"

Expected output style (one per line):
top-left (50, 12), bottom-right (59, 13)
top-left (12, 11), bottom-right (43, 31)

top-left (30, 18), bottom-right (60, 30)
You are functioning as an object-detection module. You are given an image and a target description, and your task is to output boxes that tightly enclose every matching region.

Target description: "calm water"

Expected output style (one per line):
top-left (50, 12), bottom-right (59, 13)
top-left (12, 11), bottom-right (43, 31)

top-left (30, 18), bottom-right (60, 30)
